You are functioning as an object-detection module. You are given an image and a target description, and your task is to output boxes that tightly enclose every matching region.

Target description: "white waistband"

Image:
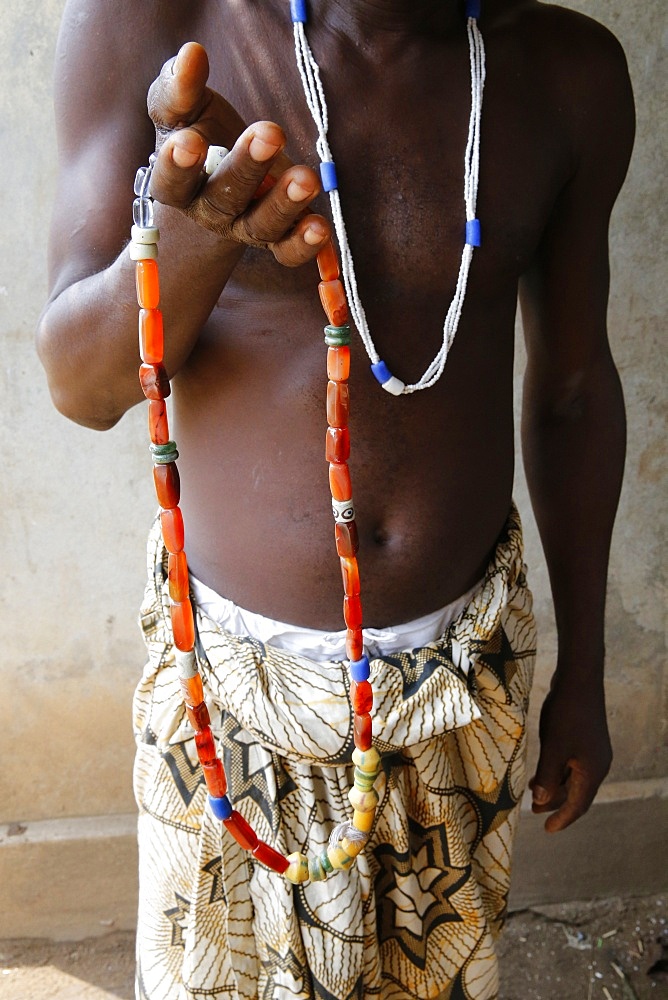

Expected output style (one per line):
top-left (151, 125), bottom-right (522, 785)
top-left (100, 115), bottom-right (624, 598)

top-left (189, 574), bottom-right (483, 664)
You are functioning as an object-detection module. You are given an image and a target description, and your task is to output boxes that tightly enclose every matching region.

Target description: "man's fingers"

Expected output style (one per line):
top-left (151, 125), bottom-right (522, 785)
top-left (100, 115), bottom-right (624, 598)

top-left (541, 761), bottom-right (597, 833)
top-left (271, 215), bottom-right (332, 267)
top-left (149, 129), bottom-right (209, 209)
top-left (147, 42), bottom-right (210, 134)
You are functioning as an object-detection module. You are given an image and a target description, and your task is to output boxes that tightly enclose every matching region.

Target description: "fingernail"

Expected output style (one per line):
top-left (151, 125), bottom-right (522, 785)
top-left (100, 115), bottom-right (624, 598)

top-left (532, 785), bottom-right (549, 805)
top-left (249, 135), bottom-right (281, 163)
top-left (287, 178), bottom-right (314, 203)
top-left (172, 141), bottom-right (200, 169)
top-left (304, 223), bottom-right (327, 245)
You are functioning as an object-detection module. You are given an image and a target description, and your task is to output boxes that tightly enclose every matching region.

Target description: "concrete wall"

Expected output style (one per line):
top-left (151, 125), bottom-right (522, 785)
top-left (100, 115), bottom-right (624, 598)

top-left (1, 1), bottom-right (665, 937)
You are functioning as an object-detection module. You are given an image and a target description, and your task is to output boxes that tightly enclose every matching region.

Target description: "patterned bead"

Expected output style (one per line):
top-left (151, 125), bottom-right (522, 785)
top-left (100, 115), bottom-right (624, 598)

top-left (223, 810), bottom-right (259, 851)
top-left (352, 747), bottom-right (381, 773)
top-left (139, 363), bottom-right (170, 400)
top-left (175, 648), bottom-right (197, 679)
top-left (139, 308), bottom-right (164, 365)
top-left (332, 498), bottom-right (355, 524)
top-left (148, 399), bottom-right (170, 445)
top-left (326, 380), bottom-right (349, 427)
top-left (343, 594), bottom-right (363, 630)
top-left (341, 835), bottom-right (367, 858)
top-left (202, 758), bottom-right (228, 798)
top-left (326, 427), bottom-right (350, 463)
top-left (334, 520), bottom-right (358, 557)
top-left (194, 726), bottom-right (217, 765)
top-left (353, 711), bottom-right (372, 750)
top-left (346, 628), bottom-right (364, 662)
top-left (352, 808), bottom-right (375, 834)
top-left (135, 259), bottom-right (160, 309)
top-left (208, 794), bottom-right (233, 821)
top-left (284, 852), bottom-right (310, 883)
top-left (324, 324), bottom-right (351, 347)
top-left (326, 346), bottom-right (350, 382)
top-left (186, 700), bottom-right (210, 731)
top-left (329, 462), bottom-right (352, 502)
top-left (348, 787), bottom-right (379, 812)
top-left (179, 672), bottom-right (203, 707)
top-left (353, 767), bottom-right (377, 791)
top-left (320, 850), bottom-right (334, 873)
top-left (153, 462), bottom-right (180, 508)
top-left (349, 655), bottom-right (370, 683)
top-left (168, 551), bottom-right (189, 602)
top-left (160, 506), bottom-right (185, 553)
top-left (317, 241), bottom-right (340, 282)
top-left (171, 598), bottom-right (195, 652)
top-left (319, 279), bottom-right (348, 326)
top-left (327, 843), bottom-right (355, 870)
top-left (341, 557), bottom-right (361, 597)
top-left (253, 841), bottom-right (290, 874)
top-left (350, 679), bottom-right (372, 713)
top-left (308, 855), bottom-right (327, 881)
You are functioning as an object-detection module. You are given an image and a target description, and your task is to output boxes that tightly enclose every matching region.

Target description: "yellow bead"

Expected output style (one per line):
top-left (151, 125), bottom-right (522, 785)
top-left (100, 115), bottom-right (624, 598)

top-left (352, 747), bottom-right (381, 773)
top-left (327, 843), bottom-right (355, 870)
top-left (348, 787), bottom-right (379, 812)
top-left (284, 852), bottom-right (310, 884)
top-left (341, 835), bottom-right (367, 858)
top-left (308, 855), bottom-right (327, 881)
top-left (353, 808), bottom-right (375, 834)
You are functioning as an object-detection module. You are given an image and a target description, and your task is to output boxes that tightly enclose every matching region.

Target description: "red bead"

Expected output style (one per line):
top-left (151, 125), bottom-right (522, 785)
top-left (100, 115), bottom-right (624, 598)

top-left (148, 399), bottom-right (170, 445)
top-left (335, 521), bottom-right (359, 558)
top-left (343, 594), bottom-right (363, 630)
top-left (326, 427), bottom-right (350, 463)
top-left (135, 259), bottom-right (160, 309)
top-left (139, 362), bottom-right (171, 400)
top-left (171, 598), bottom-right (195, 651)
top-left (253, 173), bottom-right (276, 199)
top-left (202, 758), bottom-right (228, 798)
top-left (160, 506), bottom-right (185, 553)
top-left (224, 810), bottom-right (259, 851)
top-left (168, 551), bottom-right (189, 602)
top-left (186, 700), bottom-right (210, 731)
top-left (341, 556), bottom-right (361, 596)
top-left (319, 279), bottom-right (348, 326)
top-left (153, 462), bottom-right (180, 509)
top-left (139, 308), bottom-right (164, 364)
top-left (350, 680), bottom-right (373, 714)
top-left (354, 712), bottom-right (373, 751)
top-left (346, 627), bottom-right (364, 661)
top-left (179, 672), bottom-right (204, 708)
top-left (327, 346), bottom-right (350, 382)
top-left (327, 380), bottom-right (349, 428)
top-left (194, 726), bottom-right (217, 764)
top-left (317, 241), bottom-right (340, 282)
top-left (252, 840), bottom-right (289, 874)
top-left (329, 462), bottom-right (352, 502)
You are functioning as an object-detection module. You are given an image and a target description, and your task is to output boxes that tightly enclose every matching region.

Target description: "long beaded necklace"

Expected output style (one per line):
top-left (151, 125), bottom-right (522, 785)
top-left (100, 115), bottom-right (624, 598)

top-left (128, 0), bottom-right (484, 886)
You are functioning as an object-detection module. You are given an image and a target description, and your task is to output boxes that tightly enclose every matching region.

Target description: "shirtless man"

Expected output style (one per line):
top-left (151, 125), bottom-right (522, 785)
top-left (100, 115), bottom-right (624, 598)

top-left (38, 1), bottom-right (634, 997)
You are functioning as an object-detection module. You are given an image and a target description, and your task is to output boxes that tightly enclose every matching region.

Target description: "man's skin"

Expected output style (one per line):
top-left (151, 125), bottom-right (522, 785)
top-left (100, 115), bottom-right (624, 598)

top-left (38, 0), bottom-right (634, 834)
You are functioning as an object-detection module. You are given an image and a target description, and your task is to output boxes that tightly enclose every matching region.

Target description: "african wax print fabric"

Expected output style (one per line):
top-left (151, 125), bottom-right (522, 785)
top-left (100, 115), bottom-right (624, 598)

top-left (133, 506), bottom-right (536, 1000)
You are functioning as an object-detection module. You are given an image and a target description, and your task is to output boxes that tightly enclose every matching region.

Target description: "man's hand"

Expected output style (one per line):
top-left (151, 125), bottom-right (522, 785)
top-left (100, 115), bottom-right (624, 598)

top-left (530, 670), bottom-right (612, 833)
top-left (146, 42), bottom-right (331, 266)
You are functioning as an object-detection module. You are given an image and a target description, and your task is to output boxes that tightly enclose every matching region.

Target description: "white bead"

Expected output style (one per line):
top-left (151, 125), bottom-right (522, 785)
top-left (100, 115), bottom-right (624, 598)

top-left (332, 498), bottom-right (355, 524)
top-left (129, 241), bottom-right (158, 261)
top-left (131, 225), bottom-right (160, 245)
top-left (204, 145), bottom-right (230, 176)
top-left (175, 649), bottom-right (198, 679)
top-left (382, 376), bottom-right (406, 396)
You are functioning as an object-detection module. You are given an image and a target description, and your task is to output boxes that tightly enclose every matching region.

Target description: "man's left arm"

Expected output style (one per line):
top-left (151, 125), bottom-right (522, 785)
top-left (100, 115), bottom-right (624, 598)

top-left (518, 24), bottom-right (635, 832)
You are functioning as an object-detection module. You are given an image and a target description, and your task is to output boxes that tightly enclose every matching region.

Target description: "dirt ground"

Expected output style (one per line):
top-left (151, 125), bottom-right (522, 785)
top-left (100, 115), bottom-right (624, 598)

top-left (0, 894), bottom-right (665, 1000)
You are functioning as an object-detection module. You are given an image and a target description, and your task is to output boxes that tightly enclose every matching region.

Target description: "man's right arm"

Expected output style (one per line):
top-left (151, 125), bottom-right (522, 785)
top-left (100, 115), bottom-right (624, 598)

top-left (37, 5), bottom-right (330, 430)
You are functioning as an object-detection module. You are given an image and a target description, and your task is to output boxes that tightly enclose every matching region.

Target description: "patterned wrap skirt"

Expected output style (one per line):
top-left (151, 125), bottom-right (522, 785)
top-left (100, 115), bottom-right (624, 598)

top-left (133, 505), bottom-right (536, 1000)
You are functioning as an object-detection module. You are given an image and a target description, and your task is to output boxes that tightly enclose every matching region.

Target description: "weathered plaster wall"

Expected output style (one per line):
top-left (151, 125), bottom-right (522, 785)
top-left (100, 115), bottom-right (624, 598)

top-left (1, 0), bottom-right (665, 924)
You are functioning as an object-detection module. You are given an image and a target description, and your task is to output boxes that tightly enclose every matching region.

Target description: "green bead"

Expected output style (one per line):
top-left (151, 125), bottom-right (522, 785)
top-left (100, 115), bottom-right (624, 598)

top-left (150, 441), bottom-right (179, 464)
top-left (354, 767), bottom-right (377, 791)
top-left (320, 850), bottom-right (334, 873)
top-left (324, 323), bottom-right (351, 346)
top-left (308, 855), bottom-right (327, 881)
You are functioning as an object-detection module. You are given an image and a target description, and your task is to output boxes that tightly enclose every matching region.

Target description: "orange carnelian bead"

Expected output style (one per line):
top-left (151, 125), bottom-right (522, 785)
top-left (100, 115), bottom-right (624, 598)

top-left (327, 346), bottom-right (350, 382)
top-left (139, 308), bottom-right (164, 365)
top-left (317, 241), bottom-right (340, 282)
top-left (171, 598), bottom-right (195, 651)
top-left (179, 671), bottom-right (203, 708)
top-left (341, 556), bottom-right (361, 596)
top-left (350, 680), bottom-right (373, 715)
top-left (153, 462), bottom-right (180, 509)
top-left (346, 627), bottom-right (364, 661)
top-left (202, 758), bottom-right (228, 798)
top-left (148, 399), bottom-right (170, 445)
top-left (168, 551), bottom-right (189, 602)
top-left (253, 841), bottom-right (289, 874)
top-left (354, 712), bottom-right (373, 751)
top-left (160, 506), bottom-right (185, 553)
top-left (329, 462), bottom-right (352, 502)
top-left (254, 173), bottom-right (276, 199)
top-left (327, 381), bottom-right (350, 428)
top-left (343, 594), bottom-right (363, 630)
top-left (194, 726), bottom-right (217, 764)
top-left (335, 521), bottom-right (359, 558)
top-left (186, 700), bottom-right (210, 731)
top-left (135, 259), bottom-right (160, 309)
top-left (224, 810), bottom-right (259, 851)
top-left (139, 363), bottom-right (171, 400)
top-left (319, 279), bottom-right (348, 326)
top-left (326, 427), bottom-right (350, 463)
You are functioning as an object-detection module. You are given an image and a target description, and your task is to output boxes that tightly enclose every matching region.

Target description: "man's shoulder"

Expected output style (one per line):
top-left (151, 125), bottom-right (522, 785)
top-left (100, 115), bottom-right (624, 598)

top-left (512, 2), bottom-right (629, 75)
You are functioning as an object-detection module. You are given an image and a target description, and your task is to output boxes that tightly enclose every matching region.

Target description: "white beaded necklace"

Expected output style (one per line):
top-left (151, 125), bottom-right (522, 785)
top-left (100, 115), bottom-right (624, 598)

top-left (290, 0), bottom-right (486, 395)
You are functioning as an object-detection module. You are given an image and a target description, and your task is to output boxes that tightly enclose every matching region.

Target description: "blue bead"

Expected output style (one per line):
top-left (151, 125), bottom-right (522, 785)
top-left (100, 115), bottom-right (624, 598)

top-left (319, 160), bottom-right (338, 192)
top-left (370, 360), bottom-right (392, 385)
top-left (350, 655), bottom-right (370, 682)
top-left (290, 0), bottom-right (307, 23)
top-left (465, 219), bottom-right (482, 247)
top-left (465, 0), bottom-right (481, 19)
top-left (208, 794), bottom-right (233, 821)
